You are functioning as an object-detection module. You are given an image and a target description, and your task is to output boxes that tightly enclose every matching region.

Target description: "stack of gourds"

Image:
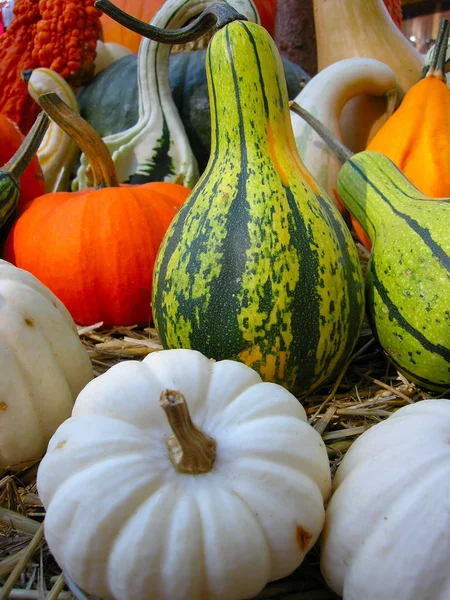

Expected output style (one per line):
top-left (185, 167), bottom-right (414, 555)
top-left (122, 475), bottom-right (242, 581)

top-left (1, 0), bottom-right (450, 598)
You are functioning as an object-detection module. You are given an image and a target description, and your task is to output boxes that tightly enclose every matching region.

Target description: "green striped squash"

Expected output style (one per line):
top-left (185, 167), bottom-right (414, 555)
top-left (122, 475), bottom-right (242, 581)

top-left (152, 20), bottom-right (365, 396)
top-left (337, 151), bottom-right (450, 390)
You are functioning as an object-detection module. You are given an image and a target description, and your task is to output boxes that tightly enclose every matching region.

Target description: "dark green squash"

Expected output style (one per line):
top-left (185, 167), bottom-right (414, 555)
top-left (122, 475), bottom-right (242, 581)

top-left (77, 50), bottom-right (310, 172)
top-left (152, 20), bottom-right (364, 396)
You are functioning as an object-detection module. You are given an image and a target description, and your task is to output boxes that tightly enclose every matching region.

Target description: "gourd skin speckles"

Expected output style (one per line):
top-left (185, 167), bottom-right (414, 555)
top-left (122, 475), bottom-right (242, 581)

top-left (153, 22), bottom-right (364, 395)
top-left (338, 152), bottom-right (450, 389)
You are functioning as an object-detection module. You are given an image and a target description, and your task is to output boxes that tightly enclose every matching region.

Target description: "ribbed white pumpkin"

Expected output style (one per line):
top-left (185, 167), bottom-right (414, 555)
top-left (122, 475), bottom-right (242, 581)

top-left (0, 260), bottom-right (93, 470)
top-left (321, 399), bottom-right (450, 600)
top-left (37, 349), bottom-right (331, 600)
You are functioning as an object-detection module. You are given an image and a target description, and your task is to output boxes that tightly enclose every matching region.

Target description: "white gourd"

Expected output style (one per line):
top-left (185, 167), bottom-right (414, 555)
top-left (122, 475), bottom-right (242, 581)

top-left (37, 348), bottom-right (331, 600)
top-left (0, 260), bottom-right (93, 470)
top-left (291, 58), bottom-right (397, 203)
top-left (94, 40), bottom-right (133, 74)
top-left (321, 399), bottom-right (450, 600)
top-left (26, 68), bottom-right (80, 192)
top-left (73, 0), bottom-right (260, 190)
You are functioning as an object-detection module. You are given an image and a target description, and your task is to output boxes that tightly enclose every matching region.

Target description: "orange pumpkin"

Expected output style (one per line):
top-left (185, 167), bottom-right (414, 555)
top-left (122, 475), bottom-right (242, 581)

top-left (352, 19), bottom-right (449, 250)
top-left (100, 0), bottom-right (278, 53)
top-left (3, 93), bottom-right (190, 327)
top-left (0, 114), bottom-right (45, 212)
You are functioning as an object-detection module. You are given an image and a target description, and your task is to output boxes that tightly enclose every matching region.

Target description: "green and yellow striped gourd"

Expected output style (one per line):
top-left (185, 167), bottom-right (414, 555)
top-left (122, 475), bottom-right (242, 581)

top-left (337, 152), bottom-right (450, 390)
top-left (152, 20), bottom-right (365, 395)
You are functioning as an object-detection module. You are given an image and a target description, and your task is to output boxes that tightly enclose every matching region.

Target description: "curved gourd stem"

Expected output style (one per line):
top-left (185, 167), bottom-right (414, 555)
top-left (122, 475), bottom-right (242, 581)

top-left (160, 390), bottom-right (216, 474)
top-left (289, 101), bottom-right (353, 165)
top-left (426, 19), bottom-right (449, 80)
top-left (95, 0), bottom-right (247, 42)
top-left (3, 112), bottom-right (49, 185)
top-left (37, 93), bottom-right (120, 189)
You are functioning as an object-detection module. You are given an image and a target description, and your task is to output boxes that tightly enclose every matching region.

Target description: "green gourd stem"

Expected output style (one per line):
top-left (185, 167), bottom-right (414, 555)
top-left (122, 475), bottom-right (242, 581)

top-left (21, 69), bottom-right (33, 83)
top-left (95, 0), bottom-right (247, 43)
top-left (289, 101), bottom-right (353, 165)
top-left (3, 112), bottom-right (49, 185)
top-left (160, 390), bottom-right (216, 475)
top-left (427, 18), bottom-right (449, 78)
top-left (37, 92), bottom-right (119, 189)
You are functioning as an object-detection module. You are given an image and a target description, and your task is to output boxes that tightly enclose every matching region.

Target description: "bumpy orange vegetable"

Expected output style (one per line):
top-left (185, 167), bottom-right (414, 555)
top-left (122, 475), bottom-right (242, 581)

top-left (0, 0), bottom-right (102, 133)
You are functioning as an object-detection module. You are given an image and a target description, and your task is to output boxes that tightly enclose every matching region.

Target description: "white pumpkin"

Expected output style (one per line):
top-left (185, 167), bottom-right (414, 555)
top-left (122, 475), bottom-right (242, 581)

top-left (320, 399), bottom-right (450, 600)
top-left (37, 349), bottom-right (331, 600)
top-left (0, 260), bottom-right (94, 470)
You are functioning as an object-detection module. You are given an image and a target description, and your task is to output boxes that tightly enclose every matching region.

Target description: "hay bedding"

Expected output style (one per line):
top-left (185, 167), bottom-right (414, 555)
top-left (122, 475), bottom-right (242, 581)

top-left (0, 247), bottom-right (438, 599)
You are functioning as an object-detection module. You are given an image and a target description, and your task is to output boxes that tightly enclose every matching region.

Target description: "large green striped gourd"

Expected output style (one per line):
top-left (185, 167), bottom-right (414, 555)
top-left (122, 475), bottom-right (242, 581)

top-left (153, 20), bottom-right (365, 395)
top-left (337, 152), bottom-right (450, 390)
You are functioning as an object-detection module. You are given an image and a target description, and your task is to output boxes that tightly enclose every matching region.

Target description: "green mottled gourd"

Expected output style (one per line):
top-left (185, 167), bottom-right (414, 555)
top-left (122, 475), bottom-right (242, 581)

top-left (339, 154), bottom-right (450, 390)
top-left (291, 103), bottom-right (450, 390)
top-left (153, 19), bottom-right (365, 396)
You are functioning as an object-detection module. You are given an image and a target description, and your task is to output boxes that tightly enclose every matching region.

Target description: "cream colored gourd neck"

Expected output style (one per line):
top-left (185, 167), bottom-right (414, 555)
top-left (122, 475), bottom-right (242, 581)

top-left (313, 0), bottom-right (424, 94)
top-left (25, 68), bottom-right (80, 192)
top-left (311, 63), bottom-right (398, 126)
top-left (160, 390), bottom-right (216, 475)
top-left (290, 102), bottom-right (352, 165)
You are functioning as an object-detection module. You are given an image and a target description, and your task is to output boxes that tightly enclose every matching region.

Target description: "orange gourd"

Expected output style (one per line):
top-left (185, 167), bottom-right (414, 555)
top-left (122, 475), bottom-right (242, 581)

top-left (0, 114), bottom-right (45, 211)
top-left (352, 19), bottom-right (450, 250)
top-left (3, 93), bottom-right (190, 327)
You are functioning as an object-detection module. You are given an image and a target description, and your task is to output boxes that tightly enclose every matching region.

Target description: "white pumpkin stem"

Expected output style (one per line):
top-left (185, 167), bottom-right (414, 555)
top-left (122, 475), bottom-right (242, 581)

top-left (160, 390), bottom-right (216, 474)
